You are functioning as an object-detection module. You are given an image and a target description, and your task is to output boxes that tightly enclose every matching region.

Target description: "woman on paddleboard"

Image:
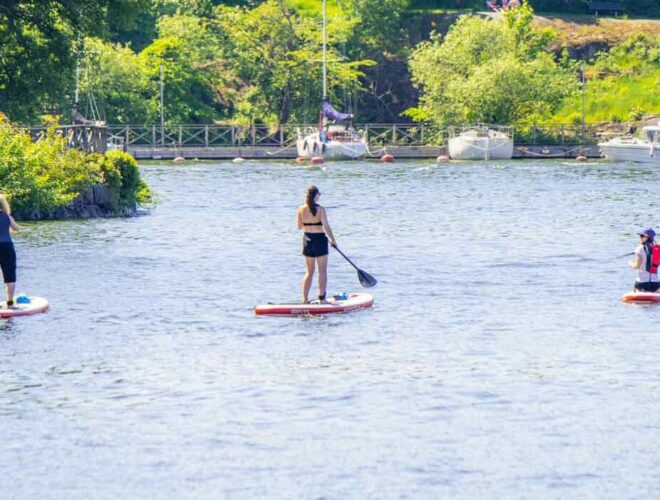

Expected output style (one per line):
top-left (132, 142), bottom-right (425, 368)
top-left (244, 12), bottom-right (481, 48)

top-left (297, 185), bottom-right (337, 303)
top-left (0, 195), bottom-right (19, 308)
top-left (629, 227), bottom-right (660, 292)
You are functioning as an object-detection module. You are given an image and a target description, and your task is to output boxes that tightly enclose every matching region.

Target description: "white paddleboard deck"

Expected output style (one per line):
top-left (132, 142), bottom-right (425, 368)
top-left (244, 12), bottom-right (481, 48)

top-left (255, 292), bottom-right (373, 316)
top-left (0, 296), bottom-right (49, 318)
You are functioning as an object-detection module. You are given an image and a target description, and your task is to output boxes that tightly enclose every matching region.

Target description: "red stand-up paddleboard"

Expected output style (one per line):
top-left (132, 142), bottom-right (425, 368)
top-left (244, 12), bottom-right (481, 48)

top-left (0, 296), bottom-right (49, 318)
top-left (255, 292), bottom-right (373, 317)
top-left (622, 291), bottom-right (660, 303)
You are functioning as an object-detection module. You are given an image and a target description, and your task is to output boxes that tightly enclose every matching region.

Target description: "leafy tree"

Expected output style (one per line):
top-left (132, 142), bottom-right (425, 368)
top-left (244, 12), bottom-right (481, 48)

top-left (214, 0), bottom-right (371, 124)
top-left (79, 38), bottom-right (154, 124)
top-left (405, 2), bottom-right (576, 126)
top-left (0, 0), bottom-right (147, 122)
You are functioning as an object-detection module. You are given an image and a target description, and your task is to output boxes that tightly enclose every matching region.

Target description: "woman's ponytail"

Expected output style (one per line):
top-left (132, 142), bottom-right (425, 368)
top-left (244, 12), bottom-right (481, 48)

top-left (306, 185), bottom-right (319, 216)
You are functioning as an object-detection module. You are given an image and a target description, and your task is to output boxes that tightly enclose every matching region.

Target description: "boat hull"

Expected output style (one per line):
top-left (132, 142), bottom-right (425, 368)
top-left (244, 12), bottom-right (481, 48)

top-left (599, 142), bottom-right (660, 164)
top-left (448, 136), bottom-right (513, 160)
top-left (296, 137), bottom-right (366, 160)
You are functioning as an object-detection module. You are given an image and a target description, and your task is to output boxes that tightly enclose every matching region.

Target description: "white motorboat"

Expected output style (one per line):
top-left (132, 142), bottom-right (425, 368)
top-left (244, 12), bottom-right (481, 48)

top-left (599, 125), bottom-right (660, 164)
top-left (296, 0), bottom-right (367, 161)
top-left (448, 124), bottom-right (514, 160)
top-left (296, 124), bottom-right (366, 160)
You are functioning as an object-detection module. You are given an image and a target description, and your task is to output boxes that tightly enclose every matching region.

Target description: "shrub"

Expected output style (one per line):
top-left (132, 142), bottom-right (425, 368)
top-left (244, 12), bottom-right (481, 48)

top-left (0, 115), bottom-right (152, 216)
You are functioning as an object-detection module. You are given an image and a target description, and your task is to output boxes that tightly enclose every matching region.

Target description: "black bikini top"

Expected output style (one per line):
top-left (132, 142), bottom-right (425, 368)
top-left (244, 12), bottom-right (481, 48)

top-left (303, 221), bottom-right (323, 226)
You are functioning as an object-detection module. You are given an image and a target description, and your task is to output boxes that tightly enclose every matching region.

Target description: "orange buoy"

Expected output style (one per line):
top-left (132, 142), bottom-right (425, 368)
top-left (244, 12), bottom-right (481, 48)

top-left (295, 156), bottom-right (306, 164)
top-left (436, 155), bottom-right (450, 162)
top-left (310, 156), bottom-right (324, 165)
top-left (380, 154), bottom-right (394, 163)
top-left (576, 155), bottom-right (588, 162)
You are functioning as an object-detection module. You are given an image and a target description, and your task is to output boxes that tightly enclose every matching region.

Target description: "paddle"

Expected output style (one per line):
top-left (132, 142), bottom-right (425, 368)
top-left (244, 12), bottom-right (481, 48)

top-left (332, 245), bottom-right (377, 288)
top-left (615, 252), bottom-right (635, 259)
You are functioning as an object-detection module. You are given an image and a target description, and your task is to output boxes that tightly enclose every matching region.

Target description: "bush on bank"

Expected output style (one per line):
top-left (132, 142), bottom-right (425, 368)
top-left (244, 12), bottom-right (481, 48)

top-left (0, 115), bottom-right (152, 216)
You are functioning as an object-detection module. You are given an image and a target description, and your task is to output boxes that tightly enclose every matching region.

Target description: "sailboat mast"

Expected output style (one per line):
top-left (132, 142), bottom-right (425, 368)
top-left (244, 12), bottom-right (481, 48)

top-left (322, 0), bottom-right (327, 99)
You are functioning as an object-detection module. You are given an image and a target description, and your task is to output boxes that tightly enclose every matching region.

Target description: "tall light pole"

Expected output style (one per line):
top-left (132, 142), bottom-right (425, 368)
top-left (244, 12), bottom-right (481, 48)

top-left (159, 64), bottom-right (164, 146)
top-left (580, 63), bottom-right (586, 147)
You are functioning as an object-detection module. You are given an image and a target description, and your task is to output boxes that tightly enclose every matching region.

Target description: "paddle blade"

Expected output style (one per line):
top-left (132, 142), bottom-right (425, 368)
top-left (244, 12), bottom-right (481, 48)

top-left (357, 269), bottom-right (377, 288)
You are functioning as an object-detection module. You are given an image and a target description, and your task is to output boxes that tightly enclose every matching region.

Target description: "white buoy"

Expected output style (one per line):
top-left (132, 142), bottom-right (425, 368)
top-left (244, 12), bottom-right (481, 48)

top-left (172, 156), bottom-right (185, 163)
top-left (232, 157), bottom-right (246, 164)
top-left (436, 155), bottom-right (450, 162)
top-left (576, 155), bottom-right (588, 162)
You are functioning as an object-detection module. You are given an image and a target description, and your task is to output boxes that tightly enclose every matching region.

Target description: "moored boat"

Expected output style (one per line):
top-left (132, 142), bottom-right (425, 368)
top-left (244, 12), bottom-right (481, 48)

top-left (448, 124), bottom-right (514, 160)
top-left (296, 0), bottom-right (367, 161)
top-left (599, 125), bottom-right (660, 164)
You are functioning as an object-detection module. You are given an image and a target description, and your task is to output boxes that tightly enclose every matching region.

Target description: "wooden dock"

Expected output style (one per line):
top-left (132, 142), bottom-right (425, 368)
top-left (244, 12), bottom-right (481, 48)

top-left (107, 123), bottom-right (611, 160)
top-left (127, 144), bottom-right (603, 160)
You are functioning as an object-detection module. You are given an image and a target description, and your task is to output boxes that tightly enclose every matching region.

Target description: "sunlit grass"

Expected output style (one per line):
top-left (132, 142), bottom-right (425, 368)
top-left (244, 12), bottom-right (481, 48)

top-left (551, 70), bottom-right (660, 123)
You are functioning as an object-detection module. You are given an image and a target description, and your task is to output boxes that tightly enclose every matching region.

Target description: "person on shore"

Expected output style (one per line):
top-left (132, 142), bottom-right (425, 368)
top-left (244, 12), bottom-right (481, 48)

top-left (0, 195), bottom-right (19, 308)
top-left (629, 227), bottom-right (660, 292)
top-left (297, 185), bottom-right (337, 303)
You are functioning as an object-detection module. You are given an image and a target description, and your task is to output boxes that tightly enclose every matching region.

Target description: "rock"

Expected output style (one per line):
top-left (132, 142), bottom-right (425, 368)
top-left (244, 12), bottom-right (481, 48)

top-left (13, 184), bottom-right (139, 221)
top-left (92, 184), bottom-right (114, 209)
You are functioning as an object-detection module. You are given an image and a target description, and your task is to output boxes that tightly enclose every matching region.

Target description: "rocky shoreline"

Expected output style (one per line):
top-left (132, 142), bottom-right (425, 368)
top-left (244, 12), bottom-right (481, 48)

top-left (14, 184), bottom-right (137, 220)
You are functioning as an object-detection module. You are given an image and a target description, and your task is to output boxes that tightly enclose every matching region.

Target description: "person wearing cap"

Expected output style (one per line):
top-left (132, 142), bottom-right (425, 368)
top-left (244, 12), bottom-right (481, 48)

top-left (628, 227), bottom-right (660, 292)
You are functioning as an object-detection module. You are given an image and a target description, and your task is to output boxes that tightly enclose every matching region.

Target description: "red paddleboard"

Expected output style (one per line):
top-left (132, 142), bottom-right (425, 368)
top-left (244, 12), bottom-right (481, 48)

top-left (622, 292), bottom-right (660, 303)
top-left (255, 292), bottom-right (373, 317)
top-left (0, 296), bottom-right (49, 318)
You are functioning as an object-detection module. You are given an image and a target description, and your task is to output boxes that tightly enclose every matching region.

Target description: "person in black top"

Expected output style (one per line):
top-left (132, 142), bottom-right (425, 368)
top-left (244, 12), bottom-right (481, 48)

top-left (296, 185), bottom-right (337, 303)
top-left (0, 195), bottom-right (19, 308)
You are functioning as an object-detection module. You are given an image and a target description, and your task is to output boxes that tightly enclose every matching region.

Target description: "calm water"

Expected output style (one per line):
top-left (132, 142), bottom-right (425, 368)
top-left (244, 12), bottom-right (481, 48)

top-left (2, 159), bottom-right (660, 499)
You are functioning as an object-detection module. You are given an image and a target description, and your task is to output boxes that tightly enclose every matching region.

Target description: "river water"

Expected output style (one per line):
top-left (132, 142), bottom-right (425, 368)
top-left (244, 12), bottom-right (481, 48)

top-left (2, 159), bottom-right (660, 499)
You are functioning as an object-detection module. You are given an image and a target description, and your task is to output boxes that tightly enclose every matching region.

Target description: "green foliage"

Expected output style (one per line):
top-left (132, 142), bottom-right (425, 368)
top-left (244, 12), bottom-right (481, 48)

top-left (102, 151), bottom-right (154, 207)
top-left (80, 38), bottom-right (154, 124)
top-left (0, 116), bottom-right (151, 215)
top-left (550, 33), bottom-right (660, 123)
top-left (406, 2), bottom-right (577, 126)
top-left (0, 116), bottom-right (101, 214)
top-left (0, 1), bottom-right (148, 123)
top-left (213, 0), bottom-right (372, 124)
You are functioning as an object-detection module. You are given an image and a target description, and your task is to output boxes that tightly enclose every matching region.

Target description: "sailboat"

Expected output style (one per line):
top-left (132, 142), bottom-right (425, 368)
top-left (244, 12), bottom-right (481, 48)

top-left (296, 0), bottom-right (367, 161)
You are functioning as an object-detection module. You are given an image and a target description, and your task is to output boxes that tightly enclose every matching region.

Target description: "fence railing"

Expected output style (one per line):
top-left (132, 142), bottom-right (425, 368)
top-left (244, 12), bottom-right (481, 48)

top-left (24, 122), bottom-right (639, 153)
top-left (105, 124), bottom-right (451, 149)
top-left (28, 125), bottom-right (107, 153)
top-left (106, 122), bottom-right (641, 149)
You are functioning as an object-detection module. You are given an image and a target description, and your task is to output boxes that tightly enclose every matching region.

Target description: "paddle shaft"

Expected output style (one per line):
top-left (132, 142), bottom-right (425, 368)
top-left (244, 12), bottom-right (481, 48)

top-left (332, 245), bottom-right (360, 271)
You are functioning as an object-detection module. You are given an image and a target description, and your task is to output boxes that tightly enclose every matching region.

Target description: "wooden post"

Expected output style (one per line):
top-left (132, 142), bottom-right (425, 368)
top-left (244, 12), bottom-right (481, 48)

top-left (152, 126), bottom-right (156, 147)
top-left (125, 126), bottom-right (129, 148)
top-left (178, 125), bottom-right (182, 147)
top-left (204, 125), bottom-right (209, 147)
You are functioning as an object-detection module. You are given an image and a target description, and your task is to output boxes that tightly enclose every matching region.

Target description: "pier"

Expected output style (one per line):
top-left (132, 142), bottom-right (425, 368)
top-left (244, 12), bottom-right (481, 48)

top-left (39, 122), bottom-right (631, 159)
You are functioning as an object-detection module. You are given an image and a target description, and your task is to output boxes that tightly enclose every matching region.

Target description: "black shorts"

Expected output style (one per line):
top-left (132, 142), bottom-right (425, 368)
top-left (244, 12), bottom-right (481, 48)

top-left (302, 232), bottom-right (328, 258)
top-left (634, 281), bottom-right (660, 292)
top-left (0, 243), bottom-right (16, 283)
